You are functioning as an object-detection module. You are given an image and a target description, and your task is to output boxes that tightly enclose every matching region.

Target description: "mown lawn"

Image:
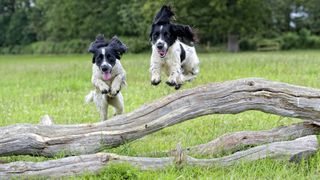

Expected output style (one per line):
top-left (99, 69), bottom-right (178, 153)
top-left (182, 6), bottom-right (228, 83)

top-left (1, 51), bottom-right (320, 179)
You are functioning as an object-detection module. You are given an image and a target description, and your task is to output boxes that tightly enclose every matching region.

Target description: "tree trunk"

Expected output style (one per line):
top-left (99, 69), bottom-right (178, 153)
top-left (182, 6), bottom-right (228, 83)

top-left (227, 34), bottom-right (239, 52)
top-left (1, 78), bottom-right (320, 157)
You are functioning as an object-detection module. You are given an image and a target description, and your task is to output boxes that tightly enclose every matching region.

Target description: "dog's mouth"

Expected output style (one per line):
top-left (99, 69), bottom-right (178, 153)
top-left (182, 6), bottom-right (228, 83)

top-left (102, 71), bottom-right (112, 81)
top-left (157, 49), bottom-right (167, 58)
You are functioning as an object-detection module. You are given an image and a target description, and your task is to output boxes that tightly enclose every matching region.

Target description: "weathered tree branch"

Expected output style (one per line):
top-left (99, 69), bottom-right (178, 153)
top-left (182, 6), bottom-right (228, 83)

top-left (0, 136), bottom-right (317, 179)
top-left (1, 78), bottom-right (320, 157)
top-left (165, 122), bottom-right (320, 156)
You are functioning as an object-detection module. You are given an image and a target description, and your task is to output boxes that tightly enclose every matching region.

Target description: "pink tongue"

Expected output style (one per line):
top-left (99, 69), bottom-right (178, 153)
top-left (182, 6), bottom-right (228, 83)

top-left (159, 51), bottom-right (166, 57)
top-left (103, 72), bottom-right (111, 81)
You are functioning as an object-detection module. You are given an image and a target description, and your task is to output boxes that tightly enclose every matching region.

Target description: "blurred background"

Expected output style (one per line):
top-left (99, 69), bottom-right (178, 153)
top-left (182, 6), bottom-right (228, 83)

top-left (0, 0), bottom-right (320, 54)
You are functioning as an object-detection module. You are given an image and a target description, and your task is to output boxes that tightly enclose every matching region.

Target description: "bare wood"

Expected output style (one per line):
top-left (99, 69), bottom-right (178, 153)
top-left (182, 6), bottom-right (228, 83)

top-left (1, 78), bottom-right (320, 157)
top-left (165, 122), bottom-right (320, 156)
top-left (40, 115), bottom-right (54, 126)
top-left (0, 136), bottom-right (317, 179)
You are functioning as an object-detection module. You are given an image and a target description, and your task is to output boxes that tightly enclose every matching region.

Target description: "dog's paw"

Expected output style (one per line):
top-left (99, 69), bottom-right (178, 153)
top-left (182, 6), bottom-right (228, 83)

top-left (101, 89), bottom-right (110, 94)
top-left (175, 84), bottom-right (182, 90)
top-left (151, 79), bottom-right (161, 86)
top-left (109, 89), bottom-right (120, 97)
top-left (100, 85), bottom-right (110, 94)
top-left (166, 80), bottom-right (176, 87)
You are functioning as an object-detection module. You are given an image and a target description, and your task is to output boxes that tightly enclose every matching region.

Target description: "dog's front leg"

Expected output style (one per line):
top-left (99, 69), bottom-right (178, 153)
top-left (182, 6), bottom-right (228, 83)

top-left (166, 60), bottom-right (182, 88)
top-left (110, 74), bottom-right (125, 97)
top-left (93, 92), bottom-right (109, 121)
top-left (92, 77), bottom-right (110, 94)
top-left (150, 57), bottom-right (161, 86)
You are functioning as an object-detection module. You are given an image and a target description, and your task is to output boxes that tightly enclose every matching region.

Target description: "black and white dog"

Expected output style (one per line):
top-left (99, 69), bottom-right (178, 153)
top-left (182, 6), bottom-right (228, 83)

top-left (149, 5), bottom-right (200, 90)
top-left (85, 35), bottom-right (127, 121)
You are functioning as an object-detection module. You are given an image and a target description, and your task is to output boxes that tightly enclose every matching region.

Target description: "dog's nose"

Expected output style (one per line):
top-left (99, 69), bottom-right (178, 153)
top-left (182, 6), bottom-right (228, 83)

top-left (156, 43), bottom-right (164, 50)
top-left (101, 65), bottom-right (110, 72)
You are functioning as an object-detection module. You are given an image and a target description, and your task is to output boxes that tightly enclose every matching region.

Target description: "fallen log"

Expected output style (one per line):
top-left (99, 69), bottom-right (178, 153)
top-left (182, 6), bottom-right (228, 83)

top-left (0, 136), bottom-right (317, 179)
top-left (1, 78), bottom-right (320, 157)
top-left (164, 122), bottom-right (320, 156)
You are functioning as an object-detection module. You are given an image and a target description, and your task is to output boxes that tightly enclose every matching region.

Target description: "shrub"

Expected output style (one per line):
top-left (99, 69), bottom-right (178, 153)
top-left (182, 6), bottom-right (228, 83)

top-left (306, 35), bottom-right (320, 48)
top-left (239, 38), bottom-right (281, 51)
top-left (0, 36), bottom-right (150, 54)
top-left (280, 29), bottom-right (320, 49)
top-left (239, 38), bottom-right (260, 51)
top-left (278, 32), bottom-right (300, 50)
top-left (0, 39), bottom-right (89, 54)
top-left (120, 36), bottom-right (150, 53)
top-left (196, 42), bottom-right (227, 53)
top-left (240, 30), bottom-right (320, 51)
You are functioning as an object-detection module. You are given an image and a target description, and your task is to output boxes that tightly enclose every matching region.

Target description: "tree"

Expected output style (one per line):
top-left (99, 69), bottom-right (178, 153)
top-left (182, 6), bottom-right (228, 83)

top-left (42, 0), bottom-right (128, 41)
top-left (206, 0), bottom-right (270, 52)
top-left (303, 0), bottom-right (320, 35)
top-left (0, 0), bottom-right (42, 46)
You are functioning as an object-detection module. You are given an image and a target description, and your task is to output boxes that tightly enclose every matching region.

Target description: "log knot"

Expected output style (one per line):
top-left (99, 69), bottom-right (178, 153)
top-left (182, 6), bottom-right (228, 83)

top-left (247, 81), bottom-right (255, 86)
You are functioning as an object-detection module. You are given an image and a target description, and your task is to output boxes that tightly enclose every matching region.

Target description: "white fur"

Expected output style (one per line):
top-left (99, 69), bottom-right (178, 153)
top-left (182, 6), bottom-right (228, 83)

top-left (150, 40), bottom-right (199, 86)
top-left (85, 60), bottom-right (126, 121)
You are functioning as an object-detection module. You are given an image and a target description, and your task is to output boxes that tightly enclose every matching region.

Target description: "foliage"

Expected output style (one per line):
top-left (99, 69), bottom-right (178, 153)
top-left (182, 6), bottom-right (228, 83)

top-left (0, 39), bottom-right (89, 54)
top-left (120, 36), bottom-right (150, 53)
top-left (1, 0), bottom-right (320, 53)
top-left (240, 29), bottom-right (320, 51)
top-left (0, 37), bottom-right (151, 54)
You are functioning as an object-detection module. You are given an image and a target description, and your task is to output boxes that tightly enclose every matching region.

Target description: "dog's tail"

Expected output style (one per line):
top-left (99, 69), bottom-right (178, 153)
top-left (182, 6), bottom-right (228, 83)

top-left (85, 90), bottom-right (95, 104)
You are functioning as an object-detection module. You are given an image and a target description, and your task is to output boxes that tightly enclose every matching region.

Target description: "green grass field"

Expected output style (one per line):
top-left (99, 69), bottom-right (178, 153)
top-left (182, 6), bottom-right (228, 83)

top-left (1, 51), bottom-right (320, 179)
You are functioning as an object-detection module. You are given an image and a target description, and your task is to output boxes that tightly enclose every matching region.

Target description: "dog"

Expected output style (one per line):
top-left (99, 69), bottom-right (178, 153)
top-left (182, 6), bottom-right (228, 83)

top-left (85, 35), bottom-right (127, 121)
top-left (149, 5), bottom-right (200, 90)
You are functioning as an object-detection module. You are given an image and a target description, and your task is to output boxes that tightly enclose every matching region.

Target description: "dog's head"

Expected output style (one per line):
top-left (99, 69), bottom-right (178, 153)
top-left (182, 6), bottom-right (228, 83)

top-left (149, 5), bottom-right (196, 58)
top-left (88, 35), bottom-right (127, 81)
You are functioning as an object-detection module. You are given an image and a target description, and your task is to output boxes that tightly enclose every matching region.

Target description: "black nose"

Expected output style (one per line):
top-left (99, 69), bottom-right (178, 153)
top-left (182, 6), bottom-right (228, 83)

top-left (101, 65), bottom-right (109, 72)
top-left (156, 43), bottom-right (164, 50)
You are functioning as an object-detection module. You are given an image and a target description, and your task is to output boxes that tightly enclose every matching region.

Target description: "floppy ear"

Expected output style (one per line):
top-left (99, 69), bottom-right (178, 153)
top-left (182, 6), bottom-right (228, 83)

top-left (88, 34), bottom-right (108, 53)
top-left (92, 54), bottom-right (96, 64)
top-left (88, 34), bottom-right (109, 63)
top-left (153, 5), bottom-right (174, 25)
top-left (108, 36), bottom-right (128, 60)
top-left (149, 24), bottom-right (155, 41)
top-left (171, 24), bottom-right (197, 43)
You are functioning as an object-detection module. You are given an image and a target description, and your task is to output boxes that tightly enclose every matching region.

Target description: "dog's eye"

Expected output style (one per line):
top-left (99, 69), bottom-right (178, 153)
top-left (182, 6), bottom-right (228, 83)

top-left (153, 32), bottom-right (159, 38)
top-left (164, 32), bottom-right (169, 37)
top-left (96, 56), bottom-right (102, 61)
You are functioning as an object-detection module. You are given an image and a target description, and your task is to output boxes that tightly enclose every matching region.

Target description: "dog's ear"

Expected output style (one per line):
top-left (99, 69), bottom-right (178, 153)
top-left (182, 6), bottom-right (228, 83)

top-left (171, 24), bottom-right (198, 43)
top-left (149, 24), bottom-right (155, 41)
top-left (88, 34), bottom-right (109, 53)
top-left (153, 5), bottom-right (174, 25)
top-left (92, 54), bottom-right (96, 64)
top-left (108, 36), bottom-right (128, 60)
top-left (88, 34), bottom-right (109, 63)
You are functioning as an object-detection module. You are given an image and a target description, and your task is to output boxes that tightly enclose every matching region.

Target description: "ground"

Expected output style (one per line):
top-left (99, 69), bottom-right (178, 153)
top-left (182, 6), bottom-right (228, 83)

top-left (1, 51), bottom-right (320, 179)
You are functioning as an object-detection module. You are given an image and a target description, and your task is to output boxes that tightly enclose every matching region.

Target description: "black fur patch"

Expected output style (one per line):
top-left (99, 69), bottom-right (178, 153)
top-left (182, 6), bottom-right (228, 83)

top-left (88, 35), bottom-right (127, 67)
top-left (153, 5), bottom-right (174, 25)
top-left (107, 36), bottom-right (128, 60)
top-left (150, 5), bottom-right (197, 47)
top-left (88, 34), bottom-right (109, 64)
top-left (180, 44), bottom-right (185, 62)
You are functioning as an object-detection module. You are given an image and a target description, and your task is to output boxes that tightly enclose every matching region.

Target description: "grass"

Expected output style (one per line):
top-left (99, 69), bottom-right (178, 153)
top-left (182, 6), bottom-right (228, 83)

top-left (1, 51), bottom-right (320, 179)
